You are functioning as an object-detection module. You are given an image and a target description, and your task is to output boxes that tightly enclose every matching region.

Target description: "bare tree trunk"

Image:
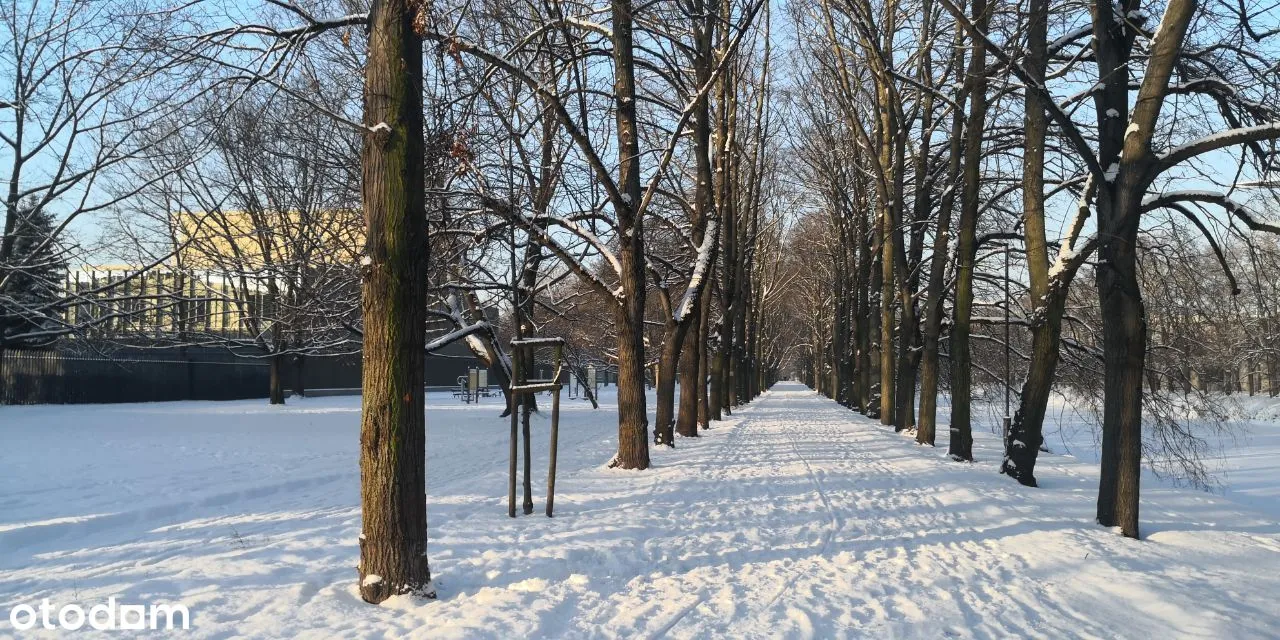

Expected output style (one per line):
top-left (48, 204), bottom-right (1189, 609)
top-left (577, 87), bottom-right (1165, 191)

top-left (948, 0), bottom-right (990, 462)
top-left (1000, 0), bottom-right (1050, 485)
top-left (855, 192), bottom-right (873, 414)
top-left (733, 243), bottom-right (749, 405)
top-left (832, 255), bottom-right (848, 403)
top-left (872, 4), bottom-right (901, 427)
top-left (879, 201), bottom-right (896, 426)
top-left (1005, 293), bottom-right (1067, 481)
top-left (269, 351), bottom-right (286, 405)
top-left (615, 301), bottom-right (651, 469)
top-left (892, 246), bottom-right (919, 431)
top-left (1090, 0), bottom-right (1198, 540)
top-left (357, 0), bottom-right (432, 603)
top-left (676, 305), bottom-right (701, 438)
top-left (654, 324), bottom-right (686, 446)
top-left (1095, 215), bottom-right (1145, 539)
top-left (868, 247), bottom-right (882, 417)
top-left (710, 322), bottom-right (725, 420)
top-left (609, 0), bottom-right (650, 470)
top-left (918, 35), bottom-right (965, 446)
top-left (697, 281), bottom-right (713, 428)
top-left (1270, 351), bottom-right (1278, 397)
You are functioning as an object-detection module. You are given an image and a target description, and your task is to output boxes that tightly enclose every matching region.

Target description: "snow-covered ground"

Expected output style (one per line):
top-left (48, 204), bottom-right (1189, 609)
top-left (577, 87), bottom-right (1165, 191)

top-left (2, 382), bottom-right (1279, 638)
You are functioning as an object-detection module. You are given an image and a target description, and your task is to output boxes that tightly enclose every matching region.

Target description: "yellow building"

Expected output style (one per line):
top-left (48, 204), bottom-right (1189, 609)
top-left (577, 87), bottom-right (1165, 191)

top-left (173, 207), bottom-right (364, 271)
top-left (63, 207), bottom-right (365, 338)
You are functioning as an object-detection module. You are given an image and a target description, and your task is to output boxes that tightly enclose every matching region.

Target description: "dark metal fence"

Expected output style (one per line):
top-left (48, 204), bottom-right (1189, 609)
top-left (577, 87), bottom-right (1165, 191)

top-left (1, 343), bottom-right (476, 405)
top-left (0, 349), bottom-right (272, 404)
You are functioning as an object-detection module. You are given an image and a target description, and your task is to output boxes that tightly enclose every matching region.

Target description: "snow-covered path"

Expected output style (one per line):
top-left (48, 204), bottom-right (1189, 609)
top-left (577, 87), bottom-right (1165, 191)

top-left (566, 383), bottom-right (1280, 639)
top-left (3, 382), bottom-right (1280, 638)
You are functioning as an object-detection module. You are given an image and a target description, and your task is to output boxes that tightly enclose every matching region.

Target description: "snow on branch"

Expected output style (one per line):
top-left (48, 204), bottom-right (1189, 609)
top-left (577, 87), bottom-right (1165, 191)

top-left (673, 219), bottom-right (719, 323)
top-left (1048, 174), bottom-right (1098, 282)
top-left (1156, 122), bottom-right (1280, 172)
top-left (1141, 190), bottom-right (1280, 235)
top-left (425, 322), bottom-right (491, 353)
top-left (480, 195), bottom-right (623, 306)
top-left (532, 214), bottom-right (622, 278)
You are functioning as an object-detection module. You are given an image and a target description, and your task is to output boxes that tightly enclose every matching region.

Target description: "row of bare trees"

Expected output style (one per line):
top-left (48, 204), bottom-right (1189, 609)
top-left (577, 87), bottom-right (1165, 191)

top-left (180, 0), bottom-right (793, 601)
top-left (6, 0), bottom-right (794, 600)
top-left (10, 0), bottom-right (1280, 607)
top-left (789, 0), bottom-right (1280, 540)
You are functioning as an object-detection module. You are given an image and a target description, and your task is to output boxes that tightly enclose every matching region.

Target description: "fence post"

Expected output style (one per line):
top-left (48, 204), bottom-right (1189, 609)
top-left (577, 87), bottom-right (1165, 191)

top-left (547, 344), bottom-right (562, 517)
top-left (508, 354), bottom-right (520, 518)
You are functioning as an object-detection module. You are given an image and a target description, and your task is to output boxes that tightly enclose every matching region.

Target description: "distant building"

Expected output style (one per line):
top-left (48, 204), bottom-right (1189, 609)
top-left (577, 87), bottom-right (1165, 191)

top-left (62, 265), bottom-right (277, 339)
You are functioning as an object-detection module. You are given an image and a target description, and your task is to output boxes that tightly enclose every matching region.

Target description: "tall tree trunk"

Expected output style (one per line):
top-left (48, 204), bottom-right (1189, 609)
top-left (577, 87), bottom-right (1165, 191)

top-left (1088, 0), bottom-right (1198, 539)
top-left (1269, 347), bottom-right (1277, 397)
top-left (615, 299), bottom-right (651, 469)
top-left (732, 218), bottom-right (749, 406)
top-left (839, 256), bottom-right (855, 407)
top-left (893, 3), bottom-right (936, 432)
top-left (716, 69), bottom-right (737, 417)
top-left (710, 321), bottom-right (725, 420)
top-left (676, 305), bottom-right (702, 437)
top-left (918, 39), bottom-right (966, 445)
top-left (832, 256), bottom-right (848, 404)
top-left (948, 0), bottom-right (990, 462)
top-left (1004, 294), bottom-right (1066, 484)
top-left (746, 249), bottom-right (761, 400)
top-left (855, 191), bottom-right (873, 414)
top-left (893, 280), bottom-right (916, 431)
top-left (1095, 215), bottom-right (1145, 538)
top-left (1001, 0), bottom-right (1050, 485)
top-left (879, 198), bottom-right (896, 426)
top-left (697, 278), bottom-right (714, 427)
top-left (676, 1), bottom-right (717, 436)
top-left (357, 0), bottom-right (432, 603)
top-left (521, 378), bottom-right (533, 514)
top-left (654, 323), bottom-right (687, 446)
top-left (610, 0), bottom-right (650, 470)
top-left (868, 247), bottom-right (882, 417)
top-left (872, 4), bottom-right (901, 427)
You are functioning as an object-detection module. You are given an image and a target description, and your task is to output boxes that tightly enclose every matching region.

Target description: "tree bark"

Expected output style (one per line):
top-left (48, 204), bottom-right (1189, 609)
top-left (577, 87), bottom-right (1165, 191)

top-left (676, 304), bottom-right (701, 438)
top-left (654, 323), bottom-right (687, 446)
top-left (948, 0), bottom-right (990, 462)
top-left (269, 352), bottom-right (286, 405)
top-left (918, 34), bottom-right (965, 446)
top-left (697, 280), bottom-right (714, 428)
top-left (878, 183), bottom-right (896, 427)
top-left (855, 188), bottom-right (873, 414)
top-left (710, 323), bottom-right (725, 420)
top-left (1000, 0), bottom-right (1050, 485)
top-left (1095, 215), bottom-right (1145, 539)
top-left (357, 0), bottom-right (432, 603)
top-left (522, 379), bottom-right (533, 514)
top-left (609, 0), bottom-right (651, 470)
